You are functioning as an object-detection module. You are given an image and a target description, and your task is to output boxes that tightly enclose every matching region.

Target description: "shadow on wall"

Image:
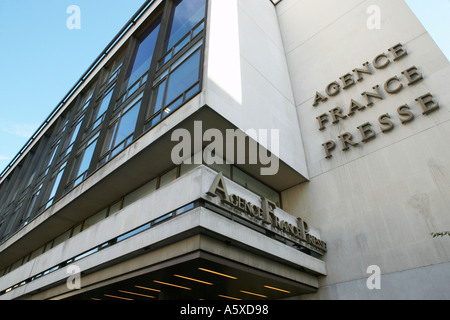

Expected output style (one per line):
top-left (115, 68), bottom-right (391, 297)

top-left (202, 0), bottom-right (309, 187)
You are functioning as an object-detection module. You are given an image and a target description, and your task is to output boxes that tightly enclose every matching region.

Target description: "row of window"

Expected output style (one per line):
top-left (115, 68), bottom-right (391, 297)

top-left (0, 162), bottom-right (190, 280)
top-left (0, 161), bottom-right (281, 281)
top-left (0, 200), bottom-right (197, 297)
top-left (0, 0), bottom-right (207, 244)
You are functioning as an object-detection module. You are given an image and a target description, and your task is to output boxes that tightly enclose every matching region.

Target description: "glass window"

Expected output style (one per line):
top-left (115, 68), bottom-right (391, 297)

top-left (71, 139), bottom-right (97, 188)
top-left (117, 223), bottom-right (151, 242)
top-left (97, 88), bottom-right (113, 119)
top-left (0, 0), bottom-right (208, 239)
top-left (146, 45), bottom-right (201, 128)
top-left (77, 142), bottom-right (96, 176)
top-left (74, 247), bottom-right (98, 262)
top-left (101, 93), bottom-right (143, 162)
top-left (68, 119), bottom-right (83, 146)
top-left (78, 86), bottom-right (95, 113)
top-left (114, 103), bottom-right (140, 147)
top-left (153, 80), bottom-right (166, 115)
top-left (43, 161), bottom-right (67, 210)
top-left (103, 53), bottom-right (125, 86)
top-left (84, 85), bottom-right (115, 137)
top-left (23, 183), bottom-right (42, 221)
top-left (39, 116), bottom-right (69, 178)
top-left (46, 140), bottom-right (60, 168)
top-left (165, 0), bottom-right (206, 51)
top-left (126, 18), bottom-right (161, 89)
top-left (60, 116), bottom-right (84, 160)
top-left (48, 168), bottom-right (64, 202)
top-left (166, 49), bottom-right (201, 104)
top-left (176, 202), bottom-right (195, 215)
top-left (154, 212), bottom-right (172, 224)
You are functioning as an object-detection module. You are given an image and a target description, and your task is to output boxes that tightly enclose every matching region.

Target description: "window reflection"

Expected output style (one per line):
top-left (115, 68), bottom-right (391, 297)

top-left (70, 137), bottom-right (98, 188)
top-left (0, 0), bottom-right (207, 243)
top-left (100, 93), bottom-right (143, 164)
top-left (77, 86), bottom-right (95, 114)
top-left (69, 119), bottom-right (83, 146)
top-left (43, 161), bottom-right (67, 210)
top-left (76, 142), bottom-right (96, 177)
top-left (114, 103), bottom-right (140, 146)
top-left (126, 17), bottom-right (161, 90)
top-left (165, 0), bottom-right (206, 51)
top-left (146, 42), bottom-right (202, 130)
top-left (168, 50), bottom-right (200, 102)
top-left (97, 88), bottom-right (113, 119)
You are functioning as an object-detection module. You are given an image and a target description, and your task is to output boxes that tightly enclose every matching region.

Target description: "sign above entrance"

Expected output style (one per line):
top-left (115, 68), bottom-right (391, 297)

top-left (206, 172), bottom-right (327, 255)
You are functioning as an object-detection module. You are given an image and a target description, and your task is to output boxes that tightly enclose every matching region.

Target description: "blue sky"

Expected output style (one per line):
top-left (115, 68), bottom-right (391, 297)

top-left (0, 0), bottom-right (147, 174)
top-left (0, 0), bottom-right (449, 174)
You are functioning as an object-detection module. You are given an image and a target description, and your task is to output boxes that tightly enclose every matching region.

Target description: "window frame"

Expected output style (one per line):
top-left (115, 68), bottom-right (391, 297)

top-left (145, 38), bottom-right (204, 131)
top-left (96, 0), bottom-right (207, 168)
top-left (0, 0), bottom-right (208, 242)
top-left (98, 91), bottom-right (145, 165)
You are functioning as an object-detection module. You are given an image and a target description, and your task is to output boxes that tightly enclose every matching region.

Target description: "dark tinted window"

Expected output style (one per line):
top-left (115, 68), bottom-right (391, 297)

top-left (166, 0), bottom-right (206, 50)
top-left (127, 19), bottom-right (161, 88)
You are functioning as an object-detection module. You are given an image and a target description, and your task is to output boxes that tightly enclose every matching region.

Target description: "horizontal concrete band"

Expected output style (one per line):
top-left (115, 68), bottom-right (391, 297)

top-left (1, 206), bottom-right (323, 300)
top-left (1, 166), bottom-right (325, 297)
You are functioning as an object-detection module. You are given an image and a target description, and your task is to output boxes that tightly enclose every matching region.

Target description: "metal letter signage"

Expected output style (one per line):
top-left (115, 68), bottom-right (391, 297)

top-left (207, 172), bottom-right (327, 255)
top-left (312, 43), bottom-right (441, 159)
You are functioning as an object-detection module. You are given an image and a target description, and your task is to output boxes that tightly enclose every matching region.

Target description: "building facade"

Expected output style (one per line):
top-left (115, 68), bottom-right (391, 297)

top-left (0, 0), bottom-right (449, 300)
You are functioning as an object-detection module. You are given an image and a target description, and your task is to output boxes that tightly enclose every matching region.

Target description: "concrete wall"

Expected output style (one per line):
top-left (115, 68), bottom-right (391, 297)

top-left (204, 0), bottom-right (309, 178)
top-left (0, 166), bottom-right (325, 299)
top-left (1, 0), bottom-right (314, 298)
top-left (277, 0), bottom-right (450, 299)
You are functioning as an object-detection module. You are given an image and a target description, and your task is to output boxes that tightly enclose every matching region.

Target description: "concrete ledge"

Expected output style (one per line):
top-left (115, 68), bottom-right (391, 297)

top-left (1, 205), bottom-right (324, 299)
top-left (30, 233), bottom-right (319, 300)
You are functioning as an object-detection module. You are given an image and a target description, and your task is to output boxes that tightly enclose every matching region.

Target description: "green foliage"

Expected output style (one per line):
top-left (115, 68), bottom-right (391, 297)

top-left (430, 231), bottom-right (450, 238)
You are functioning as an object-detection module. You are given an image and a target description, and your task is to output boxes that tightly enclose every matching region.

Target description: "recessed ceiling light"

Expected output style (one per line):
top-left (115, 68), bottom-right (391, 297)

top-left (264, 285), bottom-right (291, 294)
top-left (198, 267), bottom-right (237, 279)
top-left (174, 274), bottom-right (213, 285)
top-left (218, 294), bottom-right (241, 300)
top-left (118, 290), bottom-right (155, 299)
top-left (134, 285), bottom-right (161, 292)
top-left (153, 280), bottom-right (191, 290)
top-left (104, 294), bottom-right (133, 300)
top-left (240, 290), bottom-right (267, 298)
